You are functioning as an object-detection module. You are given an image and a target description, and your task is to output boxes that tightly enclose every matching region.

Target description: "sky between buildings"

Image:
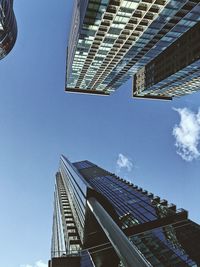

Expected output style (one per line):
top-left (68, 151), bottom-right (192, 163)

top-left (0, 1), bottom-right (200, 267)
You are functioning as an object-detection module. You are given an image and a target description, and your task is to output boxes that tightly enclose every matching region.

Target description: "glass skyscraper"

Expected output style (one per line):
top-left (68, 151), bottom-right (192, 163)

top-left (49, 155), bottom-right (200, 267)
top-left (133, 19), bottom-right (200, 99)
top-left (0, 0), bottom-right (17, 60)
top-left (66, 0), bottom-right (200, 97)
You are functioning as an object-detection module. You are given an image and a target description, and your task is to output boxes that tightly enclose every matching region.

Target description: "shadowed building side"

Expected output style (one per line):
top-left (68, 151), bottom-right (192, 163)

top-left (133, 19), bottom-right (200, 99)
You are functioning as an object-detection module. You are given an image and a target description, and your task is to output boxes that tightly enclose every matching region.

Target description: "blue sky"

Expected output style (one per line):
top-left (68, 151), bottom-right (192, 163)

top-left (0, 1), bottom-right (200, 267)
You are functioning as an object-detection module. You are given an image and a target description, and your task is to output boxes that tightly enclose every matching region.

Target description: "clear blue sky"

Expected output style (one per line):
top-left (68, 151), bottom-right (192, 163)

top-left (0, 1), bottom-right (200, 267)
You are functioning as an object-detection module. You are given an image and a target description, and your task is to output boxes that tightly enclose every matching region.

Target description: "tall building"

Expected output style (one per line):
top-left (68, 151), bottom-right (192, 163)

top-left (0, 0), bottom-right (17, 60)
top-left (133, 19), bottom-right (200, 99)
top-left (66, 0), bottom-right (200, 97)
top-left (49, 155), bottom-right (200, 267)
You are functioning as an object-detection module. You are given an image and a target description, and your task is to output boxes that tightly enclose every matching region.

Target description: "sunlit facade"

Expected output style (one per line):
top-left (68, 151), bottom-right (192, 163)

top-left (0, 0), bottom-right (17, 60)
top-left (66, 0), bottom-right (200, 96)
top-left (49, 155), bottom-right (200, 267)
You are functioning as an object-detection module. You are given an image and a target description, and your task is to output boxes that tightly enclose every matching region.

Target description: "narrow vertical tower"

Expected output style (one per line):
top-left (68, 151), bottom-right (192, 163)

top-left (49, 155), bottom-right (200, 267)
top-left (51, 172), bottom-right (82, 258)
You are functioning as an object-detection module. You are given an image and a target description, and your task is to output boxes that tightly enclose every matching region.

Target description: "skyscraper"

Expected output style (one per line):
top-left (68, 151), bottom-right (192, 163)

top-left (66, 0), bottom-right (200, 97)
top-left (133, 19), bottom-right (200, 100)
top-left (0, 0), bottom-right (17, 60)
top-left (49, 155), bottom-right (200, 267)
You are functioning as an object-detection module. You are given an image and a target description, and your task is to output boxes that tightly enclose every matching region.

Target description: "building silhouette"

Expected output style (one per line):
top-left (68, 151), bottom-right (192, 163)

top-left (0, 0), bottom-right (17, 60)
top-left (66, 0), bottom-right (200, 98)
top-left (49, 155), bottom-right (200, 267)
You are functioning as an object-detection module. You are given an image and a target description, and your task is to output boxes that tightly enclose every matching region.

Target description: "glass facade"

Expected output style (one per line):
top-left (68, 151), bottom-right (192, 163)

top-left (133, 16), bottom-right (200, 99)
top-left (0, 0), bottom-right (17, 59)
top-left (66, 0), bottom-right (200, 96)
top-left (50, 156), bottom-right (200, 267)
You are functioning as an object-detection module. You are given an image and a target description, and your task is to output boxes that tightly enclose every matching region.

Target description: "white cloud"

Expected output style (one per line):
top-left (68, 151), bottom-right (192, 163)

top-left (116, 153), bottom-right (133, 172)
top-left (20, 260), bottom-right (47, 267)
top-left (173, 107), bottom-right (200, 161)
